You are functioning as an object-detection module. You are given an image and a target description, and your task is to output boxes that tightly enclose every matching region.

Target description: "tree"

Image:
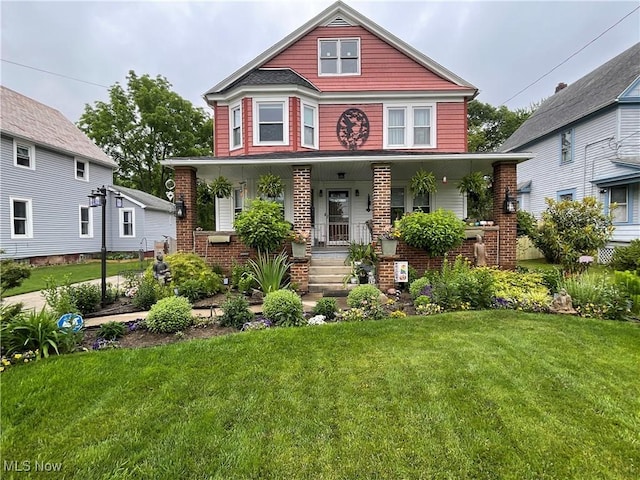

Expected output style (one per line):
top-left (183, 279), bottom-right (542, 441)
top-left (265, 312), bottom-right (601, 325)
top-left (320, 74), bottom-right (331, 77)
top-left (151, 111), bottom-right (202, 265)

top-left (529, 197), bottom-right (614, 272)
top-left (78, 71), bottom-right (213, 198)
top-left (467, 100), bottom-right (538, 152)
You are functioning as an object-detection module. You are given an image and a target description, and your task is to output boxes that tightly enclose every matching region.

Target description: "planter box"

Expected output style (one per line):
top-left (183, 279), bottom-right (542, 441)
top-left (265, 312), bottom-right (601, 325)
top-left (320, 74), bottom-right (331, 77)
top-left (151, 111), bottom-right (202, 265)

top-left (291, 242), bottom-right (306, 258)
top-left (380, 239), bottom-right (398, 255)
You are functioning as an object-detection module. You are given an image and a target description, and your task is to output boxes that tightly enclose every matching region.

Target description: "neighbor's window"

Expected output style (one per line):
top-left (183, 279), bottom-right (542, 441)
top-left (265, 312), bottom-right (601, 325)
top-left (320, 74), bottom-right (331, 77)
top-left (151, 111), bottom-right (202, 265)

top-left (413, 192), bottom-right (431, 213)
top-left (11, 197), bottom-right (33, 238)
top-left (319, 38), bottom-right (360, 75)
top-left (558, 189), bottom-right (575, 201)
top-left (230, 104), bottom-right (242, 149)
top-left (391, 187), bottom-right (405, 223)
top-left (610, 186), bottom-right (628, 223)
top-left (560, 130), bottom-right (573, 164)
top-left (79, 206), bottom-right (93, 237)
top-left (75, 159), bottom-right (88, 180)
top-left (14, 140), bottom-right (35, 169)
top-left (120, 209), bottom-right (135, 237)
top-left (302, 103), bottom-right (317, 148)
top-left (254, 99), bottom-right (288, 145)
top-left (384, 104), bottom-right (435, 148)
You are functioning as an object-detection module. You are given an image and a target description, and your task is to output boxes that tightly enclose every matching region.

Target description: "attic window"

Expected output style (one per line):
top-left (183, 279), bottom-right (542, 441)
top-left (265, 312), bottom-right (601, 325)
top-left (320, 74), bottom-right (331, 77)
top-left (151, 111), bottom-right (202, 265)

top-left (14, 140), bottom-right (35, 170)
top-left (319, 38), bottom-right (360, 76)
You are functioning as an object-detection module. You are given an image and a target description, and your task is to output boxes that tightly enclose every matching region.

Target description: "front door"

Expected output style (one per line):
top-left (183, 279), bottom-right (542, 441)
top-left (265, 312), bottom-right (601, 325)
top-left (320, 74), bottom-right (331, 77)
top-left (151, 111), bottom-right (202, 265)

top-left (328, 190), bottom-right (350, 245)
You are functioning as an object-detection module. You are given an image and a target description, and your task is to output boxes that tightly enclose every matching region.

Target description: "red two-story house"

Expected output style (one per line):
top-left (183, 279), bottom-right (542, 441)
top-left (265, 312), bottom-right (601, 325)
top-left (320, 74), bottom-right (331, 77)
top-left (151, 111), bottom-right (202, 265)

top-left (163, 1), bottom-right (531, 291)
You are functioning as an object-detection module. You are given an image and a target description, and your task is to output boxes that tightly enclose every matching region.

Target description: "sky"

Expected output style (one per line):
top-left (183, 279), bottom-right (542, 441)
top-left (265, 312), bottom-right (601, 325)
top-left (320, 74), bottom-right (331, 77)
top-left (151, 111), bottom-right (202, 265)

top-left (1, 0), bottom-right (639, 123)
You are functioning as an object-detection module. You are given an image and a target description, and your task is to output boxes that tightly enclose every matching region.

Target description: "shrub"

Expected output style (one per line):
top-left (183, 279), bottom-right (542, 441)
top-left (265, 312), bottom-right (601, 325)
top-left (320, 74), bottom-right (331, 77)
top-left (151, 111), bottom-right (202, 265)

top-left (610, 240), bottom-right (640, 273)
top-left (517, 210), bottom-right (537, 238)
top-left (491, 269), bottom-right (551, 312)
top-left (132, 273), bottom-right (164, 310)
top-left (263, 289), bottom-right (304, 327)
top-left (614, 270), bottom-right (640, 315)
top-left (2, 308), bottom-right (61, 359)
top-left (145, 296), bottom-right (193, 333)
top-left (68, 282), bottom-right (101, 316)
top-left (98, 321), bottom-right (126, 340)
top-left (312, 297), bottom-right (337, 321)
top-left (530, 197), bottom-right (614, 272)
top-left (234, 198), bottom-right (291, 252)
top-left (0, 302), bottom-right (25, 324)
top-left (562, 273), bottom-right (630, 320)
top-left (163, 253), bottom-right (222, 296)
top-left (42, 275), bottom-right (78, 317)
top-left (0, 257), bottom-right (31, 295)
top-left (178, 278), bottom-right (212, 303)
top-left (409, 277), bottom-right (432, 300)
top-left (218, 295), bottom-right (254, 329)
top-left (231, 262), bottom-right (253, 289)
top-left (347, 285), bottom-right (384, 320)
top-left (248, 251), bottom-right (291, 293)
top-left (398, 210), bottom-right (465, 256)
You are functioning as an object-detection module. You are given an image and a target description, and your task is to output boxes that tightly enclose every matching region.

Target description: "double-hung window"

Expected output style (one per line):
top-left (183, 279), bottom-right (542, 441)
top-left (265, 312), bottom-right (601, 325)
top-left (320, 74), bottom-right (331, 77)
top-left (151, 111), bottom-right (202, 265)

top-left (10, 197), bottom-right (33, 238)
top-left (413, 193), bottom-right (431, 213)
top-left (301, 103), bottom-right (317, 148)
top-left (75, 159), bottom-right (88, 181)
top-left (79, 206), bottom-right (93, 237)
top-left (14, 140), bottom-right (35, 169)
top-left (391, 188), bottom-right (405, 223)
top-left (234, 187), bottom-right (244, 218)
top-left (253, 99), bottom-right (288, 145)
top-left (318, 38), bottom-right (360, 75)
top-left (560, 130), bottom-right (573, 164)
top-left (610, 186), bottom-right (629, 223)
top-left (230, 104), bottom-right (242, 150)
top-left (384, 104), bottom-right (435, 148)
top-left (120, 209), bottom-right (135, 237)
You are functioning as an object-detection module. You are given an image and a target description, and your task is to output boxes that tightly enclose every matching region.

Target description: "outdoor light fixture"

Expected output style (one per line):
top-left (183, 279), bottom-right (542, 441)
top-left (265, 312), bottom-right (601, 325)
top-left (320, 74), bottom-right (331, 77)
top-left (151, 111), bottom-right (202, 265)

top-left (337, 172), bottom-right (345, 179)
top-left (355, 189), bottom-right (360, 197)
top-left (319, 190), bottom-right (323, 197)
top-left (88, 186), bottom-right (121, 307)
top-left (442, 176), bottom-right (448, 184)
top-left (115, 191), bottom-right (124, 208)
top-left (366, 194), bottom-right (371, 212)
top-left (503, 187), bottom-right (517, 214)
top-left (175, 194), bottom-right (186, 219)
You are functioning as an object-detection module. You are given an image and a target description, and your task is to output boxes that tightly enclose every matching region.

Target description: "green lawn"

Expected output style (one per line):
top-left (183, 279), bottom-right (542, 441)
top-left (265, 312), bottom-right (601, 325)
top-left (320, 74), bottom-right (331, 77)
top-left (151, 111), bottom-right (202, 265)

top-left (2, 312), bottom-right (638, 479)
top-left (3, 260), bottom-right (151, 296)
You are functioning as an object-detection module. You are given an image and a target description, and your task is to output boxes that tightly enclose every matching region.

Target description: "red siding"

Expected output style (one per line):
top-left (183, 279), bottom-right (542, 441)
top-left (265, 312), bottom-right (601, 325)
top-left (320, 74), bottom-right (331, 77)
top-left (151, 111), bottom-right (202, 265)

top-left (436, 102), bottom-right (466, 152)
top-left (264, 26), bottom-right (467, 92)
top-left (320, 103), bottom-right (383, 150)
top-left (214, 102), bottom-right (229, 157)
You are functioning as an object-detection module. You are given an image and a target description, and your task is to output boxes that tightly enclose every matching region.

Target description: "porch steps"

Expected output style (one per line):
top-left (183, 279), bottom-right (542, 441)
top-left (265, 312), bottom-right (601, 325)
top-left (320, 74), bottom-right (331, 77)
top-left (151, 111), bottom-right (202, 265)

top-left (308, 256), bottom-right (353, 294)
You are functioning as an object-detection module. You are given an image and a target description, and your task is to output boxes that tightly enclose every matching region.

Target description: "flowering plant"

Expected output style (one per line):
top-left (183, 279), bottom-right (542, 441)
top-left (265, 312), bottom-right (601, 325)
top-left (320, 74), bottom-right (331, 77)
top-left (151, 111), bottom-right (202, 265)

top-left (289, 229), bottom-right (310, 244)
top-left (379, 225), bottom-right (401, 241)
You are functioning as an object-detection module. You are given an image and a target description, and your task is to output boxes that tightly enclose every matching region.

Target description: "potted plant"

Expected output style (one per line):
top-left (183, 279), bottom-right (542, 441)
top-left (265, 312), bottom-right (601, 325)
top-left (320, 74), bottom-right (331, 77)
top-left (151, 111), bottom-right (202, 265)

top-left (457, 172), bottom-right (493, 221)
top-left (210, 176), bottom-right (233, 199)
top-left (257, 173), bottom-right (284, 199)
top-left (289, 229), bottom-right (309, 258)
top-left (409, 169), bottom-right (437, 197)
top-left (379, 224), bottom-right (401, 255)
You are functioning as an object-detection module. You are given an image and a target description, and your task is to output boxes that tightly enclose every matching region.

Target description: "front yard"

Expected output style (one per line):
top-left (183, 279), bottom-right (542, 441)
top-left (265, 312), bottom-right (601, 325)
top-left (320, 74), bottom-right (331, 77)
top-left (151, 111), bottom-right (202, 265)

top-left (2, 312), bottom-right (638, 479)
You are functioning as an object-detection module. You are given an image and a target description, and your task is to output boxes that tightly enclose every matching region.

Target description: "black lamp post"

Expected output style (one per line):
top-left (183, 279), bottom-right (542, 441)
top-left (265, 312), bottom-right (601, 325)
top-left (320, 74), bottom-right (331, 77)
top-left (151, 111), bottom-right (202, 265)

top-left (88, 186), bottom-right (123, 307)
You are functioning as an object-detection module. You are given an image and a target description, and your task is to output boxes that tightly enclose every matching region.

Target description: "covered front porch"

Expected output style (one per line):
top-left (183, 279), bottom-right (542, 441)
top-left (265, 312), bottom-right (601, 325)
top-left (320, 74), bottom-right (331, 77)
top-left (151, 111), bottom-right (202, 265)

top-left (164, 151), bottom-right (531, 291)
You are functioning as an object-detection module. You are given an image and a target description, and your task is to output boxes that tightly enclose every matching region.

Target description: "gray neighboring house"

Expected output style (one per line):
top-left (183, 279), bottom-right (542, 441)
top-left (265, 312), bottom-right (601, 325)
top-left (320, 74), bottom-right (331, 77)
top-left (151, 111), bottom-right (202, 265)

top-left (501, 43), bottom-right (640, 261)
top-left (0, 85), bottom-right (176, 263)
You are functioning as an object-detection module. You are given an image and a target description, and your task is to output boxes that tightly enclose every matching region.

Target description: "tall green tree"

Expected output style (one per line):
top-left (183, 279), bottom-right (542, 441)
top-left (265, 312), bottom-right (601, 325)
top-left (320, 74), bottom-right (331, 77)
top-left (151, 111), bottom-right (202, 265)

top-left (78, 71), bottom-right (213, 198)
top-left (467, 100), bottom-right (538, 152)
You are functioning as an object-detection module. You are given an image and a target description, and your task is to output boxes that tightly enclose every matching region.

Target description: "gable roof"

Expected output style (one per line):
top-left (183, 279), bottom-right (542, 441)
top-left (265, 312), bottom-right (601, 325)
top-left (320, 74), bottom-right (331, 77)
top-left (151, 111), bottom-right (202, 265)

top-left (0, 85), bottom-right (116, 167)
top-left (111, 185), bottom-right (175, 213)
top-left (205, 1), bottom-right (476, 98)
top-left (501, 42), bottom-right (640, 152)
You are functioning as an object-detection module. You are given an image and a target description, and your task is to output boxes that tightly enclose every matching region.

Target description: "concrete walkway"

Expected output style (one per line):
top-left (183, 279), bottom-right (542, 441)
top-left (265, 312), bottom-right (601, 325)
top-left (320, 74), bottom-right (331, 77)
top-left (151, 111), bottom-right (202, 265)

top-left (4, 277), bottom-right (328, 327)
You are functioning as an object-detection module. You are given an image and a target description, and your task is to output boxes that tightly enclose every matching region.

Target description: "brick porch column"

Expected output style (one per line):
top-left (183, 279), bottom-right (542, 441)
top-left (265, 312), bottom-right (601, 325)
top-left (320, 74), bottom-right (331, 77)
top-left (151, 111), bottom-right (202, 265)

top-left (292, 165), bottom-right (311, 292)
top-left (174, 166), bottom-right (197, 253)
top-left (372, 163), bottom-right (394, 291)
top-left (492, 160), bottom-right (518, 269)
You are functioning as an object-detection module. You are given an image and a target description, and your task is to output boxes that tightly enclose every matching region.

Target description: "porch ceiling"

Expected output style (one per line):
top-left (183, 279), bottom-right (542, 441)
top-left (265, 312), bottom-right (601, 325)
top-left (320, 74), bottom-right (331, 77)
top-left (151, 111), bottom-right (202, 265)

top-left (163, 152), bottom-right (532, 182)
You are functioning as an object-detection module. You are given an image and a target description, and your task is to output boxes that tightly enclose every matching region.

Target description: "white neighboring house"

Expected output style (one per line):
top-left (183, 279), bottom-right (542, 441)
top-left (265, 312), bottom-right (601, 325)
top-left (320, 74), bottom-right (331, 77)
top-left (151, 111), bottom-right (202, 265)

top-left (501, 43), bottom-right (640, 261)
top-left (0, 85), bottom-right (176, 264)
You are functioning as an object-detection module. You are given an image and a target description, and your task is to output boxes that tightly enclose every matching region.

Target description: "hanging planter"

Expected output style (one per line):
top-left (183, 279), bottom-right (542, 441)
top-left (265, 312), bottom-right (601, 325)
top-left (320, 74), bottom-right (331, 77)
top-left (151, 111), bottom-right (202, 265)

top-left (257, 173), bottom-right (284, 199)
top-left (457, 172), bottom-right (493, 220)
top-left (210, 176), bottom-right (233, 199)
top-left (409, 169), bottom-right (437, 197)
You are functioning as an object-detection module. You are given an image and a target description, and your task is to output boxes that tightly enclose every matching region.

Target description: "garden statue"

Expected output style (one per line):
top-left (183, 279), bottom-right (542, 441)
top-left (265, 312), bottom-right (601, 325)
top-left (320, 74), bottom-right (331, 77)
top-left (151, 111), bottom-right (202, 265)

top-left (550, 288), bottom-right (576, 314)
top-left (473, 234), bottom-right (487, 266)
top-left (153, 253), bottom-right (172, 285)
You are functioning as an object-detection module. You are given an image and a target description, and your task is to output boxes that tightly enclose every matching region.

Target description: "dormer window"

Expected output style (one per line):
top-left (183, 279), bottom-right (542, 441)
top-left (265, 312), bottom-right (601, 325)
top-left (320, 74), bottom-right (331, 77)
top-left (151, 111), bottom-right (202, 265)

top-left (319, 38), bottom-right (360, 75)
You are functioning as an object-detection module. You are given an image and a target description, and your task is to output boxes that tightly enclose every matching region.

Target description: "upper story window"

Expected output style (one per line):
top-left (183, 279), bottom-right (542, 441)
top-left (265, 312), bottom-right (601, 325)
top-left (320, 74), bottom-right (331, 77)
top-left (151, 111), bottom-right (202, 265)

top-left (120, 208), bottom-right (135, 237)
top-left (14, 140), bottom-right (35, 170)
top-left (75, 159), bottom-right (88, 181)
top-left (230, 103), bottom-right (242, 150)
top-left (560, 130), bottom-right (573, 164)
top-left (301, 102), bottom-right (318, 149)
top-left (384, 103), bottom-right (435, 148)
top-left (253, 98), bottom-right (289, 146)
top-left (610, 186), bottom-right (628, 223)
top-left (318, 38), bottom-right (360, 75)
top-left (10, 197), bottom-right (33, 238)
